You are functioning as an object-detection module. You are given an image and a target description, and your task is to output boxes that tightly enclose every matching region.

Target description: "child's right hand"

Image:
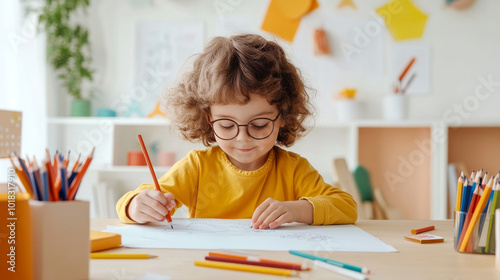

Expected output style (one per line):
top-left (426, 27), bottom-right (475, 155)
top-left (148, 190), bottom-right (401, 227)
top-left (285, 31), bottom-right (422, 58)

top-left (127, 189), bottom-right (176, 224)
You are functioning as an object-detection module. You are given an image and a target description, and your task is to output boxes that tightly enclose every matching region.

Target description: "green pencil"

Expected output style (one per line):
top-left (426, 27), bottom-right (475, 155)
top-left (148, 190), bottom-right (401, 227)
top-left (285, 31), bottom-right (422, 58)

top-left (486, 180), bottom-right (500, 253)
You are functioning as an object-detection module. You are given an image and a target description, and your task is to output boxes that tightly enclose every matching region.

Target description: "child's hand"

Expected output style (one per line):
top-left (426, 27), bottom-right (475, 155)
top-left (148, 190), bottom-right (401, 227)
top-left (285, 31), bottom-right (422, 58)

top-left (251, 198), bottom-right (313, 229)
top-left (127, 189), bottom-right (176, 224)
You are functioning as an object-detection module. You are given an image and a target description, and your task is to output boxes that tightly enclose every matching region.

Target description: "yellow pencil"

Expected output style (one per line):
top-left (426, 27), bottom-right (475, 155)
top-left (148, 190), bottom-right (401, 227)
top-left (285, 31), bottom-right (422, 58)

top-left (194, 260), bottom-right (299, 277)
top-left (90, 253), bottom-right (157, 259)
top-left (455, 173), bottom-right (464, 212)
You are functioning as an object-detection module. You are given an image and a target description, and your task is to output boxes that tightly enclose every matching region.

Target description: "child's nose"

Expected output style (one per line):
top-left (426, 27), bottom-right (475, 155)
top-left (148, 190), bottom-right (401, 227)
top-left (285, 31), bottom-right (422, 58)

top-left (235, 126), bottom-right (252, 141)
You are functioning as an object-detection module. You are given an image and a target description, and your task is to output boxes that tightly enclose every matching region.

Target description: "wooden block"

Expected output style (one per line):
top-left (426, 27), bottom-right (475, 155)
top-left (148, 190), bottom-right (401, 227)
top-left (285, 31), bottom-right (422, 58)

top-left (90, 231), bottom-right (121, 252)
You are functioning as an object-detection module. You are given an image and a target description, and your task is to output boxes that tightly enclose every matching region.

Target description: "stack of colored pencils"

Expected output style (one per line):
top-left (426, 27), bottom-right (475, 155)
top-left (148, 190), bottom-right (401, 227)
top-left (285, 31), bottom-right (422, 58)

top-left (194, 251), bottom-right (309, 277)
top-left (455, 169), bottom-right (500, 253)
top-left (9, 148), bottom-right (94, 201)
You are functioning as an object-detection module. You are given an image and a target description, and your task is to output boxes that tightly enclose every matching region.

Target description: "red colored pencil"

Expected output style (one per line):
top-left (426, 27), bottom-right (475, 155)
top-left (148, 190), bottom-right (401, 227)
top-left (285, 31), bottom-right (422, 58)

top-left (208, 252), bottom-right (309, 271)
top-left (205, 256), bottom-right (305, 271)
top-left (411, 225), bottom-right (435, 235)
top-left (137, 135), bottom-right (173, 227)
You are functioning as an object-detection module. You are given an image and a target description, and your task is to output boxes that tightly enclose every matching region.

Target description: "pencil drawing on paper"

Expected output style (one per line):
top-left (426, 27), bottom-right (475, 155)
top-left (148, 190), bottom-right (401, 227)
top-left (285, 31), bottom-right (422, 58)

top-left (106, 218), bottom-right (398, 252)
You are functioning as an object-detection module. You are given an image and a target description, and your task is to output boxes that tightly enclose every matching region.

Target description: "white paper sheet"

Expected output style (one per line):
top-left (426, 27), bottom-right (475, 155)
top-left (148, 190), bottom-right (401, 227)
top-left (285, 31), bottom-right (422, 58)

top-left (106, 219), bottom-right (397, 252)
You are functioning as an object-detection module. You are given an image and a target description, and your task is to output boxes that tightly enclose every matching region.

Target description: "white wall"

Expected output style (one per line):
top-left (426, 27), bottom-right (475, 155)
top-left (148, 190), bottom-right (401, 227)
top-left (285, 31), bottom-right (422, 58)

top-left (46, 0), bottom-right (500, 184)
top-left (71, 0), bottom-right (500, 122)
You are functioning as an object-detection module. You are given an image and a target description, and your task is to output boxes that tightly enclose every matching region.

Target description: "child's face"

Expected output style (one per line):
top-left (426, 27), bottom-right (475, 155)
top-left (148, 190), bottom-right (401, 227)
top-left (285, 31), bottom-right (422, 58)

top-left (210, 94), bottom-right (284, 171)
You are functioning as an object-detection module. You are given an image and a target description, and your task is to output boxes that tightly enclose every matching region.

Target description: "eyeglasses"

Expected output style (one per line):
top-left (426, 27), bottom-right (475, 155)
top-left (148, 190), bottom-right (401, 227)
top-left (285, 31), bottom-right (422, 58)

top-left (209, 112), bottom-right (281, 140)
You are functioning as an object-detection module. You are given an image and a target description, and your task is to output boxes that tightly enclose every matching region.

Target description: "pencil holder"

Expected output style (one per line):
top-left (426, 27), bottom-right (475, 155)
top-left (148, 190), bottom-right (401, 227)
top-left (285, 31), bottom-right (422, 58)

top-left (454, 210), bottom-right (494, 254)
top-left (30, 200), bottom-right (90, 280)
top-left (383, 95), bottom-right (408, 120)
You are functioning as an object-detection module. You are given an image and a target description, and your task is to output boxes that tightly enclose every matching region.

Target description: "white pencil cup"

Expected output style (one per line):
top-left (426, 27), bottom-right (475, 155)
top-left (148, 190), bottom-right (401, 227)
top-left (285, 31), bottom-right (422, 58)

top-left (335, 100), bottom-right (364, 122)
top-left (383, 95), bottom-right (408, 120)
top-left (30, 200), bottom-right (90, 280)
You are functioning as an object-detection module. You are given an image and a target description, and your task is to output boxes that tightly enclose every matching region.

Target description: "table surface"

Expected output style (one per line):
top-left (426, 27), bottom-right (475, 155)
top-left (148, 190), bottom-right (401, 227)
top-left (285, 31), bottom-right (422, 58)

top-left (90, 219), bottom-right (499, 280)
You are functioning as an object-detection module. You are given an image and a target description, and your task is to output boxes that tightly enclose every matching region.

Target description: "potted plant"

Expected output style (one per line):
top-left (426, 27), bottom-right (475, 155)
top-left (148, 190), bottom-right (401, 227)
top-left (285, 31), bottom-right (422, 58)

top-left (30, 0), bottom-right (94, 116)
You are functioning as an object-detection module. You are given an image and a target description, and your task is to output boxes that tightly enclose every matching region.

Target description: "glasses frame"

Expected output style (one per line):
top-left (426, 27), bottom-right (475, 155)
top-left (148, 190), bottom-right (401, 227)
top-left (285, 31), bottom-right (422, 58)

top-left (209, 112), bottom-right (282, 140)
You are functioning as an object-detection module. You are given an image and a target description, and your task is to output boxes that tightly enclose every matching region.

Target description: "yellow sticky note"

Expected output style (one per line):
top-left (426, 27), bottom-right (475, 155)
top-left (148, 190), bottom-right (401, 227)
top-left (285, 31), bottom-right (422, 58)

top-left (261, 0), bottom-right (319, 42)
top-left (275, 0), bottom-right (314, 19)
top-left (376, 0), bottom-right (428, 41)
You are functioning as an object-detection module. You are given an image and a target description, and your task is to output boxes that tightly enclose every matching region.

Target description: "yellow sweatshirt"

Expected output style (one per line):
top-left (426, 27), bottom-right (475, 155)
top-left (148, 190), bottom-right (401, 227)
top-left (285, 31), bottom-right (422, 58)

top-left (116, 146), bottom-right (357, 225)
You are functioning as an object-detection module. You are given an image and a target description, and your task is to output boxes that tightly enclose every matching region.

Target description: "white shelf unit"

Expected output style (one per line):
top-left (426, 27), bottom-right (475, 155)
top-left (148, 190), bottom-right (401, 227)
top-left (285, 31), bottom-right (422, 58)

top-left (47, 117), bottom-right (500, 220)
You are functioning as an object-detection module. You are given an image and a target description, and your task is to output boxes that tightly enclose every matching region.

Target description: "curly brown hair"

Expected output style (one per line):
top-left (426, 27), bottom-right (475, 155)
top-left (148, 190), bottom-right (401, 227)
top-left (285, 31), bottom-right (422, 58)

top-left (165, 34), bottom-right (315, 147)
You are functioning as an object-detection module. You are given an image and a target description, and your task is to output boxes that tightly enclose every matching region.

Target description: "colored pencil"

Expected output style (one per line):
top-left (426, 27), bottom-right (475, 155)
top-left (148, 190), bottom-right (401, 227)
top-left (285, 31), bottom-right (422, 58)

top-left (137, 135), bottom-right (173, 227)
top-left (411, 225), bottom-right (435, 235)
top-left (59, 159), bottom-right (68, 200)
top-left (9, 156), bottom-right (31, 196)
top-left (194, 260), bottom-right (299, 277)
top-left (53, 155), bottom-right (61, 201)
top-left (90, 253), bottom-right (157, 259)
top-left (28, 164), bottom-right (41, 201)
top-left (459, 177), bottom-right (493, 252)
top-left (486, 177), bottom-right (500, 253)
top-left (458, 184), bottom-right (481, 248)
top-left (71, 153), bottom-right (81, 173)
top-left (44, 150), bottom-right (56, 201)
top-left (314, 260), bottom-right (367, 280)
top-left (401, 73), bottom-right (416, 94)
top-left (205, 256), bottom-right (304, 271)
top-left (456, 173), bottom-right (464, 212)
top-left (13, 151), bottom-right (33, 187)
top-left (208, 251), bottom-right (309, 271)
top-left (398, 57), bottom-right (416, 81)
top-left (32, 157), bottom-right (43, 200)
top-left (68, 147), bottom-right (94, 200)
top-left (289, 250), bottom-right (370, 274)
top-left (40, 163), bottom-right (50, 202)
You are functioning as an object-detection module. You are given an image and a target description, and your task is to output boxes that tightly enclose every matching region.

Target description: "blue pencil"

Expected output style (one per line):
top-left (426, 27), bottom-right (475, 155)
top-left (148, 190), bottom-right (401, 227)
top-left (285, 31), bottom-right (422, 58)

top-left (457, 180), bottom-right (469, 245)
top-left (13, 151), bottom-right (33, 187)
top-left (29, 170), bottom-right (41, 200)
top-left (289, 250), bottom-right (370, 274)
top-left (68, 171), bottom-right (78, 187)
top-left (41, 164), bottom-right (50, 202)
top-left (57, 158), bottom-right (68, 201)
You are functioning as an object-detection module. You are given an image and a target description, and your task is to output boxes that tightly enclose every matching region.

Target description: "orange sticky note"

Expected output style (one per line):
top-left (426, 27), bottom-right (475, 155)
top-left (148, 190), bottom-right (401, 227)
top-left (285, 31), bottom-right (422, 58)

top-left (261, 0), bottom-right (319, 42)
top-left (276, 0), bottom-right (314, 19)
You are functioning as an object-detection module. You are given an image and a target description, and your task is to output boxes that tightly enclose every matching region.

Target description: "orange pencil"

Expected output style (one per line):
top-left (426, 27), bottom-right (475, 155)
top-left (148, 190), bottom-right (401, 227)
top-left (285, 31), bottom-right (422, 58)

top-left (411, 225), bottom-right (435, 235)
top-left (137, 135), bottom-right (173, 227)
top-left (53, 156), bottom-right (61, 201)
top-left (44, 150), bottom-right (56, 201)
top-left (205, 256), bottom-right (306, 271)
top-left (68, 147), bottom-right (94, 200)
top-left (71, 153), bottom-right (81, 173)
top-left (398, 57), bottom-right (416, 81)
top-left (208, 252), bottom-right (310, 271)
top-left (63, 150), bottom-right (70, 168)
top-left (459, 184), bottom-right (481, 241)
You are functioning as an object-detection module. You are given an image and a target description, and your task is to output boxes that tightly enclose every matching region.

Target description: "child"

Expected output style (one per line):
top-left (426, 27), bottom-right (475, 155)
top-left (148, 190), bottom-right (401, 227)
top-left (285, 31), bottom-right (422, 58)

top-left (116, 34), bottom-right (357, 229)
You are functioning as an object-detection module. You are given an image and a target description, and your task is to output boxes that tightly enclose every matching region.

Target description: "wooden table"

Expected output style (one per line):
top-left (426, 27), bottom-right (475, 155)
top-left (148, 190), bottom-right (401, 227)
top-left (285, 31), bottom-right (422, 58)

top-left (90, 219), bottom-right (499, 279)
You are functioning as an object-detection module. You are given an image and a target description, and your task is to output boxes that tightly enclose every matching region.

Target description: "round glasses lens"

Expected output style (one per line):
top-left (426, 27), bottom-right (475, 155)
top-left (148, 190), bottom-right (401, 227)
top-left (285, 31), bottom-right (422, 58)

top-left (248, 119), bottom-right (273, 139)
top-left (212, 119), bottom-right (238, 139)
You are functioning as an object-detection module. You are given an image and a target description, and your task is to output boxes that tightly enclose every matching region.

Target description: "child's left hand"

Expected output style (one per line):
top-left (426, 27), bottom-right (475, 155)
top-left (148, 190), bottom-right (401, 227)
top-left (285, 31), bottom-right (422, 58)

top-left (251, 198), bottom-right (313, 229)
